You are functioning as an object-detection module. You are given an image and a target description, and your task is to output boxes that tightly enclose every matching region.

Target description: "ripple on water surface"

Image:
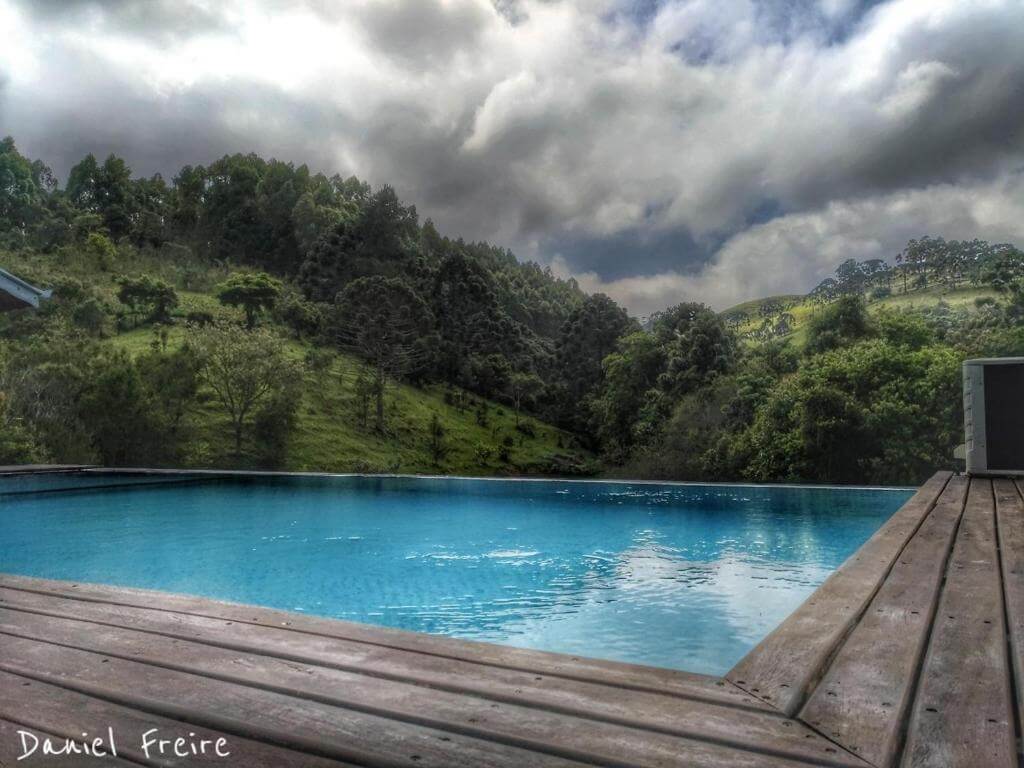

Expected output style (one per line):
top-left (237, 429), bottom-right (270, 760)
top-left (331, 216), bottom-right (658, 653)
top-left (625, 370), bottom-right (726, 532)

top-left (0, 474), bottom-right (912, 675)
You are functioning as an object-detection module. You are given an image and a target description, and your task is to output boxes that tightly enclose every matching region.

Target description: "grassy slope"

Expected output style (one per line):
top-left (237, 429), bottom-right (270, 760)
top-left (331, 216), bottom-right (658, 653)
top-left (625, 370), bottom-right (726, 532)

top-left (722, 285), bottom-right (999, 346)
top-left (113, 324), bottom-right (590, 476)
top-left (3, 248), bottom-right (591, 476)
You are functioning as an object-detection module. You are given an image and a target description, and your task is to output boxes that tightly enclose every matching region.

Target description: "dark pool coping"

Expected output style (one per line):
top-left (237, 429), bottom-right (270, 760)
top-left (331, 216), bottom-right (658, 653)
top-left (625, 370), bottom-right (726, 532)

top-left (66, 465), bottom-right (917, 492)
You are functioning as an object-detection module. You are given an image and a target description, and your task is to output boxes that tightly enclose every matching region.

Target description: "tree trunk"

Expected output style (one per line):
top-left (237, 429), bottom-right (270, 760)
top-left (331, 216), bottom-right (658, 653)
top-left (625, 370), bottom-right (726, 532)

top-left (374, 362), bottom-right (385, 433)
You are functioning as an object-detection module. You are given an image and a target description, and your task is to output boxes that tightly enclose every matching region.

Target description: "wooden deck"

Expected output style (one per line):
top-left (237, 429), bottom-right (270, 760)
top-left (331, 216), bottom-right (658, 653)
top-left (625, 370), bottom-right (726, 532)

top-left (0, 471), bottom-right (1021, 767)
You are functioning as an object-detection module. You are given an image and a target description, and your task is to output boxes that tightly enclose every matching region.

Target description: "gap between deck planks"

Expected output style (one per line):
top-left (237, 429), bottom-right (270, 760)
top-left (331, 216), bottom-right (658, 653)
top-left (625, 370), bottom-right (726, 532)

top-left (797, 475), bottom-right (969, 766)
top-left (0, 573), bottom-right (760, 709)
top-left (994, 478), bottom-right (1024, 750)
top-left (899, 478), bottom-right (1017, 768)
top-left (0, 577), bottom-right (866, 768)
top-left (728, 472), bottom-right (1024, 768)
top-left (727, 471), bottom-right (953, 715)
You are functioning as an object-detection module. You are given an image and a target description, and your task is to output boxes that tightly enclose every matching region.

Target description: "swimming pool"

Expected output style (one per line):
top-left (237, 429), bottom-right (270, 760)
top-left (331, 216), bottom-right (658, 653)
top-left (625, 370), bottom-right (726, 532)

top-left (0, 472), bottom-right (912, 675)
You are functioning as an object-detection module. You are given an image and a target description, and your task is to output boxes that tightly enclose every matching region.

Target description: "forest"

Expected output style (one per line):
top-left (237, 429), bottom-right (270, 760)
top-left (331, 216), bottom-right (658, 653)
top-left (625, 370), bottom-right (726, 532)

top-left (2, 135), bottom-right (1023, 484)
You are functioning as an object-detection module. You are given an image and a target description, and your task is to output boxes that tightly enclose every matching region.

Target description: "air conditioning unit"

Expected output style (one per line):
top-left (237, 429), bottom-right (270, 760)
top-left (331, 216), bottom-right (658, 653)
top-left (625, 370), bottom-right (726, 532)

top-left (963, 358), bottom-right (1024, 476)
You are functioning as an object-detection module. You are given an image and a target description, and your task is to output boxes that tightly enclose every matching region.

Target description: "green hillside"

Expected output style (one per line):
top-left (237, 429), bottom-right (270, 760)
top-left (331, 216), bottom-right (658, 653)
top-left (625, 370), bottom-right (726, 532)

top-left (723, 285), bottom-right (1001, 347)
top-left (114, 327), bottom-right (587, 475)
top-left (1, 246), bottom-right (592, 476)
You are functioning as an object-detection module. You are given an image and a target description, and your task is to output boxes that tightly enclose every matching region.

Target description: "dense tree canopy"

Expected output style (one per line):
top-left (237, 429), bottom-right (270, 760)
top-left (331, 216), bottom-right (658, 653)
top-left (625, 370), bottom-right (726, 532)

top-left (552, 293), bottom-right (635, 434)
top-left (4, 132), bottom-right (1024, 485)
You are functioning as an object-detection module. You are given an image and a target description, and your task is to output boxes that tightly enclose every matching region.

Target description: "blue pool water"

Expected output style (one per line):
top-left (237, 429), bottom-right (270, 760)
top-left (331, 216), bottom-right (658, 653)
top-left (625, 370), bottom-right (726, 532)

top-left (0, 473), bottom-right (912, 674)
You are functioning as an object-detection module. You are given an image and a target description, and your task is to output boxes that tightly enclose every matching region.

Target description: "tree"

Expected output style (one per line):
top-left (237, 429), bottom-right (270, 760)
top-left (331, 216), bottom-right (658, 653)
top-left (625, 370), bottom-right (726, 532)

top-left (66, 153), bottom-right (101, 211)
top-left (743, 340), bottom-right (960, 484)
top-left (291, 187), bottom-right (353, 255)
top-left (84, 231), bottom-right (116, 270)
top-left (170, 164), bottom-right (206, 232)
top-left (252, 384), bottom-right (302, 467)
top-left (590, 331), bottom-right (664, 456)
top-left (653, 302), bottom-right (736, 397)
top-left (215, 272), bottom-right (283, 328)
top-left (277, 290), bottom-right (324, 338)
top-left (298, 184), bottom-right (418, 301)
top-left (67, 153), bottom-right (135, 239)
top-left (470, 353), bottom-right (512, 399)
top-left (136, 345), bottom-right (202, 447)
top-left (508, 371), bottom-right (543, 426)
top-left (117, 275), bottom-right (178, 324)
top-left (190, 323), bottom-right (303, 455)
top-left (427, 413), bottom-right (449, 466)
top-left (553, 293), bottom-right (635, 432)
top-left (979, 243), bottom-right (1024, 291)
top-left (304, 347), bottom-right (336, 407)
top-left (130, 173), bottom-right (170, 247)
top-left (805, 294), bottom-right (873, 355)
top-left (429, 251), bottom-right (543, 391)
top-left (330, 276), bottom-right (433, 432)
top-left (0, 136), bottom-right (42, 240)
top-left (78, 351), bottom-right (162, 466)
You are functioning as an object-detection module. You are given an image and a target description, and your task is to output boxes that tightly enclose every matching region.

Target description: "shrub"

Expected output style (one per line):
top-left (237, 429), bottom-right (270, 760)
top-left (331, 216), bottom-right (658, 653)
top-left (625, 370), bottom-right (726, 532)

top-left (515, 420), bottom-right (536, 438)
top-left (253, 388), bottom-right (300, 467)
top-left (70, 297), bottom-right (108, 336)
top-left (870, 286), bottom-right (892, 300)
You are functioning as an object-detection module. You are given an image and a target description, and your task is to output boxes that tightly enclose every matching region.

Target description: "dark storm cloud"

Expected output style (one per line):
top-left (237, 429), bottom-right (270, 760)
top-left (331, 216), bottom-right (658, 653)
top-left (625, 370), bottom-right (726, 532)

top-left (1, 0), bottom-right (1023, 312)
top-left (1, 44), bottom-right (355, 183)
top-left (779, 4), bottom-right (1024, 210)
top-left (545, 227), bottom-right (712, 281)
top-left (355, 0), bottom-right (493, 68)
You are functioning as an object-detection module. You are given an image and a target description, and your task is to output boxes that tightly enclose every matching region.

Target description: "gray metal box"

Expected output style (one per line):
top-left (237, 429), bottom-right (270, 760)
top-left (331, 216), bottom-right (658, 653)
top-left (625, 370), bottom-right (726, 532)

top-left (963, 358), bottom-right (1024, 476)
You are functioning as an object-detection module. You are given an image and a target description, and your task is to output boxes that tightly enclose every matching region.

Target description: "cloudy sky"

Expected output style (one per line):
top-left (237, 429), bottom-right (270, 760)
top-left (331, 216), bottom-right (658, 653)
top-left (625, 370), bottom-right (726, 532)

top-left (1, 0), bottom-right (1022, 314)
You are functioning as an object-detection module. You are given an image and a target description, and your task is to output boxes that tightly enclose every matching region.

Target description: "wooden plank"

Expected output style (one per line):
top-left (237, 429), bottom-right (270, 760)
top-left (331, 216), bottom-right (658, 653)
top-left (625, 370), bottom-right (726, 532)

top-left (900, 479), bottom-right (1016, 768)
top-left (0, 608), bottom-right (867, 768)
top-left (727, 471), bottom-right (952, 714)
top-left (0, 717), bottom-right (141, 767)
top-left (0, 671), bottom-right (350, 767)
top-left (995, 478), bottom-right (1024, 743)
top-left (798, 474), bottom-right (968, 766)
top-left (0, 635), bottom-right (589, 768)
top-left (0, 582), bottom-right (768, 715)
top-left (0, 586), bottom-right (773, 728)
top-left (0, 573), bottom-right (758, 710)
top-left (0, 589), bottom-right (778, 753)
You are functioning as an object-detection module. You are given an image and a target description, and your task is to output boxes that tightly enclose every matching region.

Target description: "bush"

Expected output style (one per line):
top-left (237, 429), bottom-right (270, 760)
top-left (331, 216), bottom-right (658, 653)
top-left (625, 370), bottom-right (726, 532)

top-left (805, 295), bottom-right (873, 356)
top-left (870, 286), bottom-right (892, 300)
top-left (70, 297), bottom-right (108, 336)
top-left (277, 291), bottom-right (323, 338)
top-left (84, 232), bottom-right (116, 271)
top-left (185, 310), bottom-right (215, 327)
top-left (0, 393), bottom-right (44, 464)
top-left (117, 274), bottom-right (178, 324)
top-left (253, 388), bottom-right (300, 467)
top-left (743, 340), bottom-right (960, 485)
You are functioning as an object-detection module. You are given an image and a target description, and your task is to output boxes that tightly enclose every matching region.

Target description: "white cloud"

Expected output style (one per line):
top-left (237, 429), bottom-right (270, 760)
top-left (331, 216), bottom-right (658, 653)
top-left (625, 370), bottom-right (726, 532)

top-left (1, 0), bottom-right (1022, 314)
top-left (553, 170), bottom-right (1024, 314)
